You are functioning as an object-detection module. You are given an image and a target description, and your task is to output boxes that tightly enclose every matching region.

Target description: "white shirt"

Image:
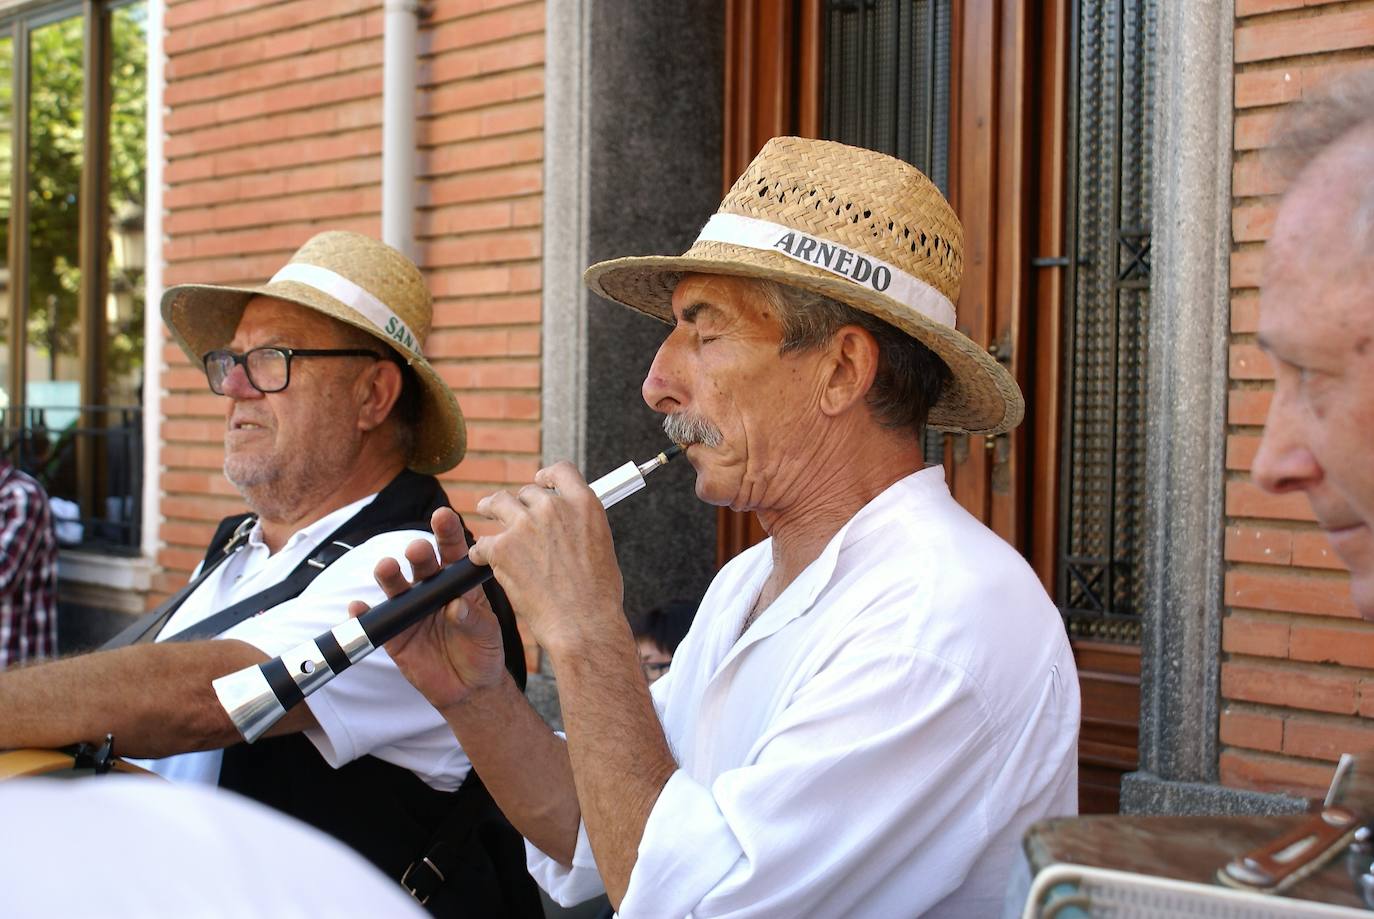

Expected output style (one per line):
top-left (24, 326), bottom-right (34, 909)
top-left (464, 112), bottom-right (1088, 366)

top-left (0, 778), bottom-right (426, 918)
top-left (133, 493), bottom-right (472, 791)
top-left (528, 467), bottom-right (1080, 918)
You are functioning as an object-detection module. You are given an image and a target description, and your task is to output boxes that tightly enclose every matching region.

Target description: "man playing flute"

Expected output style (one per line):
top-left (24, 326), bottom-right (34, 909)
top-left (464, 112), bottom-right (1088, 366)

top-left (364, 138), bottom-right (1081, 917)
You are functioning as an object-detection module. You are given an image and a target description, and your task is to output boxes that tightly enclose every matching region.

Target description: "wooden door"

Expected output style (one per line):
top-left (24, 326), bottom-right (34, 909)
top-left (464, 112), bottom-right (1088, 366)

top-left (720, 0), bottom-right (1147, 813)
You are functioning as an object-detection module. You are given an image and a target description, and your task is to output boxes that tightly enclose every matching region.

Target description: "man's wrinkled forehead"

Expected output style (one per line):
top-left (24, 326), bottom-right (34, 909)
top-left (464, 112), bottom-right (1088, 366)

top-left (230, 296), bottom-right (343, 348)
top-left (669, 272), bottom-right (767, 323)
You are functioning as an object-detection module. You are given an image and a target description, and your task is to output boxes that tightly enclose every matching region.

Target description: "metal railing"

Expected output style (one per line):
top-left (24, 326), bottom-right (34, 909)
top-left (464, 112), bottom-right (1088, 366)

top-left (0, 404), bottom-right (143, 553)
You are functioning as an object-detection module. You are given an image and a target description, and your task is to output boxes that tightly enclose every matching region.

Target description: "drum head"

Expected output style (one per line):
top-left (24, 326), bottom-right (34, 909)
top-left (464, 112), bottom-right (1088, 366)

top-left (0, 748), bottom-right (157, 780)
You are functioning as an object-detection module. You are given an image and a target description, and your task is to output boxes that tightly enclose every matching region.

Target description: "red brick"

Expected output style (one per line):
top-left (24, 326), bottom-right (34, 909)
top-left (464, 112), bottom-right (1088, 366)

top-left (1235, 65), bottom-right (1303, 107)
top-left (1227, 479), bottom-right (1317, 522)
top-left (171, 13), bottom-right (377, 79)
top-left (166, 99), bottom-right (381, 160)
top-left (1225, 525), bottom-right (1294, 566)
top-left (1236, 0), bottom-right (1305, 16)
top-left (1290, 622), bottom-right (1374, 669)
top-left (1236, 8), bottom-right (1374, 63)
top-left (422, 229), bottom-right (542, 268)
top-left (165, 0), bottom-right (375, 57)
top-left (1230, 294), bottom-right (1261, 334)
top-left (431, 296), bottom-right (541, 328)
top-left (1221, 611), bottom-right (1291, 657)
top-left (422, 132), bottom-right (543, 179)
top-left (425, 4), bottom-right (545, 56)
top-left (1226, 569), bottom-right (1358, 618)
top-left (437, 360), bottom-right (540, 390)
top-left (1234, 156), bottom-right (1286, 199)
top-left (429, 265), bottom-right (525, 298)
top-left (167, 187), bottom-right (381, 236)
top-left (162, 418), bottom-right (225, 443)
top-left (1219, 748), bottom-right (1333, 799)
top-left (428, 327), bottom-right (540, 360)
top-left (1222, 659), bottom-right (1356, 714)
top-left (1234, 110), bottom-right (1279, 152)
top-left (1232, 203), bottom-right (1276, 243)
top-left (160, 519), bottom-right (219, 548)
top-left (1230, 343), bottom-right (1273, 381)
top-left (1293, 531), bottom-right (1348, 571)
top-left (1235, 59), bottom-right (1374, 109)
top-left (1228, 387), bottom-right (1272, 426)
top-left (160, 494), bottom-right (243, 523)
top-left (451, 393), bottom-right (541, 422)
top-left (157, 546), bottom-right (209, 574)
top-left (464, 422), bottom-right (540, 454)
top-left (1283, 713), bottom-right (1374, 762)
top-left (1230, 248), bottom-right (1265, 290)
top-left (1219, 707), bottom-right (1284, 752)
top-left (1226, 433), bottom-right (1261, 471)
top-left (421, 164), bottom-right (543, 207)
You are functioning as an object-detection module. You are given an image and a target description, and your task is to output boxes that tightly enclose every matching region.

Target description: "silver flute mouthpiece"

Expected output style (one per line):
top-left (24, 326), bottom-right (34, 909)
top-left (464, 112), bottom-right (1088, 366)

top-left (214, 445), bottom-right (684, 742)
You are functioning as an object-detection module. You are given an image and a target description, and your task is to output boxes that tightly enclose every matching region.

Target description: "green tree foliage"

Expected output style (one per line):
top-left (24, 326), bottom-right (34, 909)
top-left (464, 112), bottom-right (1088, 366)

top-left (17, 7), bottom-right (146, 388)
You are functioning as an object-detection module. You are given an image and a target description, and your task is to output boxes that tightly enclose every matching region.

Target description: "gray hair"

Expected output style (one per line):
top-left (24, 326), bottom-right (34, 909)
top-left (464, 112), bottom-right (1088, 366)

top-left (333, 319), bottom-right (419, 460)
top-left (1272, 68), bottom-right (1374, 242)
top-left (757, 280), bottom-right (951, 437)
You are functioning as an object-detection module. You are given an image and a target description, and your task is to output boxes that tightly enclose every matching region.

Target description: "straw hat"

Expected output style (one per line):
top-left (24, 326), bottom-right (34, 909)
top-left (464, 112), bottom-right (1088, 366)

top-left (161, 230), bottom-right (465, 473)
top-left (584, 136), bottom-right (1023, 435)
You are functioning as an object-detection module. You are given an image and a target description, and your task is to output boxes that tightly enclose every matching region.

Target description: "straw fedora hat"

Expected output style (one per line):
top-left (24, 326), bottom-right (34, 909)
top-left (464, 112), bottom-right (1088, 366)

top-left (584, 136), bottom-right (1023, 435)
top-left (161, 230), bottom-right (465, 473)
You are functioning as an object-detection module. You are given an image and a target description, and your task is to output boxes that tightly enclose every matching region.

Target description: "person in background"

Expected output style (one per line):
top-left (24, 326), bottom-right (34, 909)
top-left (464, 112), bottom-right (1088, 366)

top-left (632, 599), bottom-right (696, 685)
top-left (1252, 68), bottom-right (1374, 620)
top-left (0, 454), bottom-right (57, 668)
top-left (0, 232), bottom-right (540, 916)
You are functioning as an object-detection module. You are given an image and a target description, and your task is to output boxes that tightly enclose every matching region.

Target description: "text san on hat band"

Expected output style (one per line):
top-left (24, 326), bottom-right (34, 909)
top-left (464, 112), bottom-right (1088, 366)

top-left (693, 213), bottom-right (958, 329)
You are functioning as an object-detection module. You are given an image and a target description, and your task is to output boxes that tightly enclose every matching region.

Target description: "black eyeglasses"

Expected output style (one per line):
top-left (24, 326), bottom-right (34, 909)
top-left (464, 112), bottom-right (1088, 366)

top-left (202, 347), bottom-right (385, 395)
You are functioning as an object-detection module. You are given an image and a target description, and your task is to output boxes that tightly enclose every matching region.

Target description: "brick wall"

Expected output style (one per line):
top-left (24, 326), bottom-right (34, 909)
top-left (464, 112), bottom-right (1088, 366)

top-left (1222, 0), bottom-right (1374, 798)
top-left (155, 0), bottom-right (544, 678)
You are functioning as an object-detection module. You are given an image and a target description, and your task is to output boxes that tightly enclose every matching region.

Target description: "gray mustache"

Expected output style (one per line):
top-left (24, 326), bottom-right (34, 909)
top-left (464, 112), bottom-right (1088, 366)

top-left (662, 413), bottom-right (723, 448)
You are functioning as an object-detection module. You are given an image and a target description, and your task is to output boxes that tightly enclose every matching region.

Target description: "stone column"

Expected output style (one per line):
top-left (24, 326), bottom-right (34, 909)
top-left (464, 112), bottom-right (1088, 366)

top-left (1121, 0), bottom-right (1302, 816)
top-left (536, 0), bottom-right (724, 726)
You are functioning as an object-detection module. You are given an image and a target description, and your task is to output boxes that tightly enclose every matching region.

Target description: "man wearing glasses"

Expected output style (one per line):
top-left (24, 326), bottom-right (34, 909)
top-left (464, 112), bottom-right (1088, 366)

top-left (0, 231), bottom-right (541, 917)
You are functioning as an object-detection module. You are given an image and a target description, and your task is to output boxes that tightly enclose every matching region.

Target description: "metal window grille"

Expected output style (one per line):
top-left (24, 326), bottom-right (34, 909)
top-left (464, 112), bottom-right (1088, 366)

top-left (1058, 0), bottom-right (1155, 644)
top-left (1, 404), bottom-right (142, 552)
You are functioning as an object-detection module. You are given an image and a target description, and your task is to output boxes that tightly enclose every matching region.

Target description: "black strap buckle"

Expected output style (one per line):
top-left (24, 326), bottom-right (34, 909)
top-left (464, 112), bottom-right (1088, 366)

top-left (400, 855), bottom-right (446, 906)
top-left (70, 733), bottom-right (117, 774)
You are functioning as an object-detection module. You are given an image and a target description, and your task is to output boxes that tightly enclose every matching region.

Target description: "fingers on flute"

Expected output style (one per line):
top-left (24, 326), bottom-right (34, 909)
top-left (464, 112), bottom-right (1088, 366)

top-left (430, 507), bottom-right (471, 565)
top-left (539, 461), bottom-right (592, 497)
top-left (347, 600), bottom-right (370, 619)
top-left (372, 556), bottom-right (411, 598)
top-left (404, 538), bottom-right (441, 581)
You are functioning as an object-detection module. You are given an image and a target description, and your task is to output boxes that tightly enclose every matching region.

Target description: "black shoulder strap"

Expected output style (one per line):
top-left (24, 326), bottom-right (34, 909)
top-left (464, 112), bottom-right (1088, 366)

top-left (148, 471), bottom-right (527, 688)
top-left (100, 516), bottom-right (256, 650)
top-left (163, 471), bottom-right (449, 644)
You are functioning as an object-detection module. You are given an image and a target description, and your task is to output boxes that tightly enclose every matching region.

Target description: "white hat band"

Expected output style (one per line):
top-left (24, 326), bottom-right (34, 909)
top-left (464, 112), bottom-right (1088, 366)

top-left (270, 262), bottom-right (421, 356)
top-left (694, 212), bottom-right (957, 328)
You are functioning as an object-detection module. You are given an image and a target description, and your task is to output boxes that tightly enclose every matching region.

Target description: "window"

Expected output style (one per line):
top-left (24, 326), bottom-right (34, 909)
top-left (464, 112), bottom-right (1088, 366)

top-left (0, 0), bottom-right (147, 553)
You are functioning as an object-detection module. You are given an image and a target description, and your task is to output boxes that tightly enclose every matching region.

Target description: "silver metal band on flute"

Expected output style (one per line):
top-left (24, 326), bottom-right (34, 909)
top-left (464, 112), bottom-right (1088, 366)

top-left (213, 446), bottom-right (683, 743)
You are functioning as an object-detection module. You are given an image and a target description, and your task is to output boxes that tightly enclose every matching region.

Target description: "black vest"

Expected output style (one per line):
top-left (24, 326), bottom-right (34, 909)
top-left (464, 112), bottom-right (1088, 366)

top-left (207, 471), bottom-right (541, 917)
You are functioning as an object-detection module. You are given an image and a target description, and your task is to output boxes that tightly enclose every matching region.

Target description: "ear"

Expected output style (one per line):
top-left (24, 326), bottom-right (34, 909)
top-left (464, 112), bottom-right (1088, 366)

top-left (818, 325), bottom-right (879, 417)
top-left (355, 359), bottom-right (404, 433)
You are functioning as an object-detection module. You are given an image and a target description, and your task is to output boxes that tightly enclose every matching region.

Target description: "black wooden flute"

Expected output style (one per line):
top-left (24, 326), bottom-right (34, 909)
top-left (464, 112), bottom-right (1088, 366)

top-left (213, 445), bottom-right (683, 742)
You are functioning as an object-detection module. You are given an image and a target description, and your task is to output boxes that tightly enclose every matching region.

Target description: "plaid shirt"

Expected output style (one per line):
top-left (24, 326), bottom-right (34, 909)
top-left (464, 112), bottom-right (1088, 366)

top-left (0, 462), bottom-right (57, 667)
